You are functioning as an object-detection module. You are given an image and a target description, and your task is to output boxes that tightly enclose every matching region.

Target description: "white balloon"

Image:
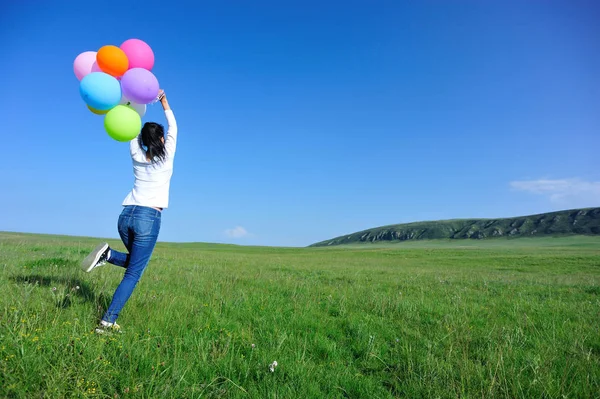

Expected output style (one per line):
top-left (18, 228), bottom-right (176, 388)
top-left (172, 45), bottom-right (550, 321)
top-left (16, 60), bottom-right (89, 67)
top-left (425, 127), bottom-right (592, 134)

top-left (119, 95), bottom-right (146, 117)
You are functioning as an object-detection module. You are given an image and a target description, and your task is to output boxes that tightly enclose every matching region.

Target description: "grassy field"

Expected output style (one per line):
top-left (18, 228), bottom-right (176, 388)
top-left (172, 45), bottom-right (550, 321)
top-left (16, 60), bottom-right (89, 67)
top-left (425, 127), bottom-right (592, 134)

top-left (1, 232), bottom-right (599, 398)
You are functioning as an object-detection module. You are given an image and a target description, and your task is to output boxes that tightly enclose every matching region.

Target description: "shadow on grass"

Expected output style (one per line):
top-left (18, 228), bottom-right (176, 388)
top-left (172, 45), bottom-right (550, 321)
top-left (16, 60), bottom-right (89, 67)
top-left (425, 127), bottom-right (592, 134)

top-left (13, 274), bottom-right (93, 301)
top-left (11, 256), bottom-right (114, 312)
top-left (11, 274), bottom-right (112, 310)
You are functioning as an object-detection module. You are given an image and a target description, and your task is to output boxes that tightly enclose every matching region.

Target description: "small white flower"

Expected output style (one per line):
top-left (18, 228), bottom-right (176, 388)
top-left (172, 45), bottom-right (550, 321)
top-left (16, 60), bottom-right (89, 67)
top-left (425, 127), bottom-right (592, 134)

top-left (75, 286), bottom-right (80, 290)
top-left (52, 287), bottom-right (57, 292)
top-left (251, 344), bottom-right (255, 349)
top-left (269, 361), bottom-right (278, 372)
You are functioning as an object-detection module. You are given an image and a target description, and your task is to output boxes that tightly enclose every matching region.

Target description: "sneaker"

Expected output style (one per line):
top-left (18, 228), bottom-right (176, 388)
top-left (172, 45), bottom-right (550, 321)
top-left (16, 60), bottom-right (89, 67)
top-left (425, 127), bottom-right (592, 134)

top-left (95, 320), bottom-right (122, 335)
top-left (81, 243), bottom-right (110, 273)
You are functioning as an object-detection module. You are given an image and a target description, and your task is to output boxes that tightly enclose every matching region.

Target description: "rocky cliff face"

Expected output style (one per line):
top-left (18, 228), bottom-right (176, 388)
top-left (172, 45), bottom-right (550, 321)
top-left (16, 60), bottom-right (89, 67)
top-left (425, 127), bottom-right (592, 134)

top-left (310, 208), bottom-right (600, 247)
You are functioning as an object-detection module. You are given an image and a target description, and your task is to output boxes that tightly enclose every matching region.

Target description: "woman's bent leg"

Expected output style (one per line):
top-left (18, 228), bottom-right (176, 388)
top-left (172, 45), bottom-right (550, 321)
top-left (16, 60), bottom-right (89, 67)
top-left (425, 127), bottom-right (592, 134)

top-left (107, 249), bottom-right (129, 268)
top-left (106, 208), bottom-right (134, 268)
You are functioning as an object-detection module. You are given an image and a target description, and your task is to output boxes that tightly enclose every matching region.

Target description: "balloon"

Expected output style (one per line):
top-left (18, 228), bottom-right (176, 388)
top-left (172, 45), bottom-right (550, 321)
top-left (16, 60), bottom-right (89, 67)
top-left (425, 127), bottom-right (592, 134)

top-left (120, 68), bottom-right (159, 104)
top-left (96, 45), bottom-right (129, 77)
top-left (79, 72), bottom-right (122, 110)
top-left (119, 95), bottom-right (146, 117)
top-left (120, 39), bottom-right (154, 70)
top-left (91, 62), bottom-right (102, 73)
top-left (73, 51), bottom-right (97, 80)
top-left (88, 105), bottom-right (109, 115)
top-left (104, 105), bottom-right (141, 142)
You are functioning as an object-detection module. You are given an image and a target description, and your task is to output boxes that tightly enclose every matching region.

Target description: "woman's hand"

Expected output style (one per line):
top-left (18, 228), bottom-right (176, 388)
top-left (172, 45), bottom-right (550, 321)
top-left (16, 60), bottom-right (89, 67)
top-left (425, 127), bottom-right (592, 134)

top-left (158, 89), bottom-right (170, 111)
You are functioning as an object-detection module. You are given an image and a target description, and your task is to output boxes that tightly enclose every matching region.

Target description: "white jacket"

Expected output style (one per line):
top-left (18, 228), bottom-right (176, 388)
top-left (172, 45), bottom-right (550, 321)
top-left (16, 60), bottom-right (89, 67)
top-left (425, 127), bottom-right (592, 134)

top-left (122, 110), bottom-right (178, 209)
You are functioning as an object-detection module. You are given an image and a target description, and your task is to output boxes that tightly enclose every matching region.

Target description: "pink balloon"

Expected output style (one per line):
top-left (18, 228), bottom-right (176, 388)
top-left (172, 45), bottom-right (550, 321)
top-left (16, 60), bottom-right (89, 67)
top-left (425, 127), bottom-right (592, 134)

top-left (120, 39), bottom-right (155, 70)
top-left (91, 62), bottom-right (102, 73)
top-left (73, 51), bottom-right (98, 80)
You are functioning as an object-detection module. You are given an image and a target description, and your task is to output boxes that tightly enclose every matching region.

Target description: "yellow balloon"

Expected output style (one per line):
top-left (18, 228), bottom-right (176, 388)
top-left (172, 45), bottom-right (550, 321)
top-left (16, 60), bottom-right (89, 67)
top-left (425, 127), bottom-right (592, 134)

top-left (88, 105), bottom-right (109, 115)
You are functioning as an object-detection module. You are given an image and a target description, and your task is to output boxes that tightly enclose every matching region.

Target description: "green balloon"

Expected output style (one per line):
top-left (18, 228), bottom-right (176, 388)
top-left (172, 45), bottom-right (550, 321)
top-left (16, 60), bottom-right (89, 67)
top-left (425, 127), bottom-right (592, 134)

top-left (104, 105), bottom-right (142, 142)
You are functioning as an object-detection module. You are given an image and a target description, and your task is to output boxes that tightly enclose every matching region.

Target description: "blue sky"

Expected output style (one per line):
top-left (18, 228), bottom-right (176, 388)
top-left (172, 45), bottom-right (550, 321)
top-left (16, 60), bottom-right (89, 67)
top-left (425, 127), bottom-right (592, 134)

top-left (1, 1), bottom-right (598, 247)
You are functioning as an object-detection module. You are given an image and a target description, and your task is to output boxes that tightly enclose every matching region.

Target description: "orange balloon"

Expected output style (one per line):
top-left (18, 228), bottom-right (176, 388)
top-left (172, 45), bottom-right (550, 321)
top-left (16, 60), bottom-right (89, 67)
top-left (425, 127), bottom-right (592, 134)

top-left (96, 45), bottom-right (129, 77)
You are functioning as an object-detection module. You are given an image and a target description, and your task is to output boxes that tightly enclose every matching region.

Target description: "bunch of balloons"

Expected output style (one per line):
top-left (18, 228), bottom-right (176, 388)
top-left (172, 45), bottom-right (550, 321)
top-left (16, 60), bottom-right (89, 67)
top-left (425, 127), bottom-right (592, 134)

top-left (73, 39), bottom-right (159, 142)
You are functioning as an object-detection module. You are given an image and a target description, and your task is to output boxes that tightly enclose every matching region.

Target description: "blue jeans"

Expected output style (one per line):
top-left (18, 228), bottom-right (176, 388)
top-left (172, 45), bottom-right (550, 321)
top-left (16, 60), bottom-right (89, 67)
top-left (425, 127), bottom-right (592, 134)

top-left (102, 205), bottom-right (161, 323)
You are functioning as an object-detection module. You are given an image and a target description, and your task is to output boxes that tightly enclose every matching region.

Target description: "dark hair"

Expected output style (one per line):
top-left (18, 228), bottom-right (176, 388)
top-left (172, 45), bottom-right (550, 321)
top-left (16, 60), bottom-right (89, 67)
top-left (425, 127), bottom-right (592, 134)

top-left (139, 122), bottom-right (166, 163)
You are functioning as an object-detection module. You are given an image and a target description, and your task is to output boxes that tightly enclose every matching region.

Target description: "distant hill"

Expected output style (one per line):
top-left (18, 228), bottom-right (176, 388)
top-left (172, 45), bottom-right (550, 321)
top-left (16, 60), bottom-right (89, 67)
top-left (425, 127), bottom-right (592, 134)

top-left (309, 207), bottom-right (600, 247)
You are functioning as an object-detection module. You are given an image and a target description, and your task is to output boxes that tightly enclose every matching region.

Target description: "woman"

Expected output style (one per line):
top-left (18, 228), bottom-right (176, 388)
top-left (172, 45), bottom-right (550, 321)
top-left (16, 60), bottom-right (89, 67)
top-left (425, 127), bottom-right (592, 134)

top-left (80, 89), bottom-right (177, 334)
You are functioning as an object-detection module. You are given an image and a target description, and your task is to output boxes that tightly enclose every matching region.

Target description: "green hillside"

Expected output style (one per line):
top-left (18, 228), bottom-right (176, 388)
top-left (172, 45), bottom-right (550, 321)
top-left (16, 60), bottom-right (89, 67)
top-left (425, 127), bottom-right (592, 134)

top-left (310, 207), bottom-right (600, 247)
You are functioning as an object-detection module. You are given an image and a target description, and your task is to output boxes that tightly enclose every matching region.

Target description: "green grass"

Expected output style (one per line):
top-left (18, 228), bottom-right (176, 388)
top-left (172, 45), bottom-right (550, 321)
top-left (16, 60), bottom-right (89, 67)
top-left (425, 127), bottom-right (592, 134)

top-left (1, 232), bottom-right (599, 398)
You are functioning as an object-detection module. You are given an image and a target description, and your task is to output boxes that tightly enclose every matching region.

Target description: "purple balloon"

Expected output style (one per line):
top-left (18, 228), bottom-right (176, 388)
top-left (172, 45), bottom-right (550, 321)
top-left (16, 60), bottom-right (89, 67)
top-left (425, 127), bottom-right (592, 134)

top-left (120, 68), bottom-right (159, 104)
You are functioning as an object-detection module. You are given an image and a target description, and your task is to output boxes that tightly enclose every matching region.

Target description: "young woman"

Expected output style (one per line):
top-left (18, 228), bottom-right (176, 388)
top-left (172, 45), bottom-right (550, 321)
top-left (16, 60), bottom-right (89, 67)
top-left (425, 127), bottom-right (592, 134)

top-left (81, 90), bottom-right (177, 334)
